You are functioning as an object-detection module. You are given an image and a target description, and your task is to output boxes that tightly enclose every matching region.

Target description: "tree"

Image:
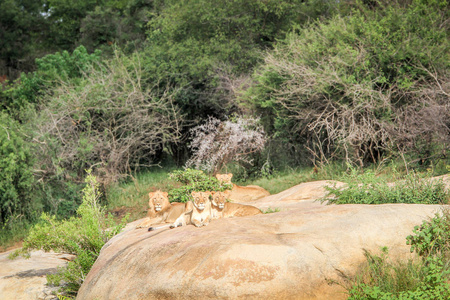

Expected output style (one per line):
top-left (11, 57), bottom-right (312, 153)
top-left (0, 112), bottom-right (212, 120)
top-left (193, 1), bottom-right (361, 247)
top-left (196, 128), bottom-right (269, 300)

top-left (247, 1), bottom-right (450, 167)
top-left (34, 50), bottom-right (183, 184)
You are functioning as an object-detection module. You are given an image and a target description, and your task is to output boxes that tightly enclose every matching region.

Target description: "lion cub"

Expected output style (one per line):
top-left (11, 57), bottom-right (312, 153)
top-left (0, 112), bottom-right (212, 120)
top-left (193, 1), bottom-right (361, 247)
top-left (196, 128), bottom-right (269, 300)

top-left (190, 191), bottom-right (212, 227)
top-left (211, 191), bottom-right (262, 219)
top-left (136, 190), bottom-right (186, 228)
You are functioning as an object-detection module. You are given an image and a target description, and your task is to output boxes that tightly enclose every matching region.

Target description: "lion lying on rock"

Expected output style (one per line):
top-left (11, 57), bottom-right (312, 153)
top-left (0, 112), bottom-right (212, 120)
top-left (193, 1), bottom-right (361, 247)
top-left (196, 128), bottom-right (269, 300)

top-left (215, 173), bottom-right (270, 202)
top-left (136, 191), bottom-right (188, 229)
top-left (136, 188), bottom-right (262, 231)
top-left (211, 190), bottom-right (262, 219)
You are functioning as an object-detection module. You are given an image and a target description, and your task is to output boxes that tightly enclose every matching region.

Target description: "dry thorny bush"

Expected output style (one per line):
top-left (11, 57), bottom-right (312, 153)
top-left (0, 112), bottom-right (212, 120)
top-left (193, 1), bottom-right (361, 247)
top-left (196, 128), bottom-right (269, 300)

top-left (34, 52), bottom-right (183, 185)
top-left (186, 116), bottom-right (266, 174)
top-left (262, 46), bottom-right (450, 168)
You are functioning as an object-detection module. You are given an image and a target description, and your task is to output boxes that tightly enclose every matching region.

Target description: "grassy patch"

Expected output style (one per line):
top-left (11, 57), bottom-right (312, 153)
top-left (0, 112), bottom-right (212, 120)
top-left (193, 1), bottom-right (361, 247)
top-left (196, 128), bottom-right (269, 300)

top-left (105, 167), bottom-right (180, 222)
top-left (324, 168), bottom-right (449, 205)
top-left (238, 163), bottom-right (346, 195)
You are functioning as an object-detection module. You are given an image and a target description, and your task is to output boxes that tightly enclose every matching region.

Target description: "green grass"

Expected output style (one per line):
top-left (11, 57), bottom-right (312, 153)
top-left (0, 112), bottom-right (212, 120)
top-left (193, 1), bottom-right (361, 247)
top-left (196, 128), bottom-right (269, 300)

top-left (105, 167), bottom-right (181, 221)
top-left (237, 163), bottom-right (347, 194)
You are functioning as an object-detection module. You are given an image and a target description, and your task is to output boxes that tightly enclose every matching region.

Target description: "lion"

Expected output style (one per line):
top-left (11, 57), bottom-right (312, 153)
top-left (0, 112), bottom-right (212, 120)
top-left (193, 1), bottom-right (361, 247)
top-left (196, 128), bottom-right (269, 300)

top-left (211, 190), bottom-right (262, 219)
top-left (190, 191), bottom-right (212, 227)
top-left (215, 173), bottom-right (270, 203)
top-left (136, 190), bottom-right (187, 228)
top-left (215, 173), bottom-right (233, 184)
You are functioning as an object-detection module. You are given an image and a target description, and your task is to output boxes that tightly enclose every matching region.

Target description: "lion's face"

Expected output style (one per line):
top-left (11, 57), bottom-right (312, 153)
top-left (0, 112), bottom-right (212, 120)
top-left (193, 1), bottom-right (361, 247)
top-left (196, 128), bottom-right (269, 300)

top-left (215, 173), bottom-right (233, 184)
top-left (149, 190), bottom-right (169, 212)
top-left (191, 191), bottom-right (210, 211)
top-left (211, 191), bottom-right (230, 209)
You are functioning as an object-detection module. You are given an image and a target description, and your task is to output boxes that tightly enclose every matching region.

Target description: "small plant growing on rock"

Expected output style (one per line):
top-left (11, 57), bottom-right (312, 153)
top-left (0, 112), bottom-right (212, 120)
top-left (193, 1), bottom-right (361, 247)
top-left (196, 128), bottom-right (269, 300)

top-left (168, 169), bottom-right (232, 202)
top-left (262, 207), bottom-right (280, 214)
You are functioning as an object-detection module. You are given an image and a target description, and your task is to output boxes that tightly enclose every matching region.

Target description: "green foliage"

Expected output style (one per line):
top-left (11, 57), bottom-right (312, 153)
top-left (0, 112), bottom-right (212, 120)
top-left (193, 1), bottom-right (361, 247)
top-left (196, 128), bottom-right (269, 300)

top-left (247, 1), bottom-right (450, 165)
top-left (347, 249), bottom-right (450, 299)
top-left (406, 210), bottom-right (450, 257)
top-left (0, 0), bottom-right (50, 76)
top-left (0, 113), bottom-right (40, 233)
top-left (168, 169), bottom-right (232, 202)
top-left (2, 46), bottom-right (102, 114)
top-left (324, 168), bottom-right (449, 205)
top-left (13, 170), bottom-right (128, 296)
top-left (34, 49), bottom-right (181, 184)
top-left (346, 205), bottom-right (450, 299)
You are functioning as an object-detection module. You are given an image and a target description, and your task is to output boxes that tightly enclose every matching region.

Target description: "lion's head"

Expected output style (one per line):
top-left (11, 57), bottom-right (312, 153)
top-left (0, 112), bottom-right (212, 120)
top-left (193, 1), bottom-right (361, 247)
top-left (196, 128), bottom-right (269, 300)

top-left (211, 190), bottom-right (230, 210)
top-left (149, 190), bottom-right (170, 212)
top-left (191, 191), bottom-right (211, 211)
top-left (215, 173), bottom-right (233, 184)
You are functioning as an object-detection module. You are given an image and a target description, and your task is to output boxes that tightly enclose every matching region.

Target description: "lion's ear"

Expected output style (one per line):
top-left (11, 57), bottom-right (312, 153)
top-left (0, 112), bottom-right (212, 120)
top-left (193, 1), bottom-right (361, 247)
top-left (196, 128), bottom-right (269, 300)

top-left (210, 191), bottom-right (216, 195)
top-left (224, 190), bottom-right (231, 196)
top-left (228, 173), bottom-right (233, 178)
top-left (163, 192), bottom-right (168, 197)
top-left (191, 191), bottom-right (196, 196)
top-left (149, 192), bottom-right (155, 198)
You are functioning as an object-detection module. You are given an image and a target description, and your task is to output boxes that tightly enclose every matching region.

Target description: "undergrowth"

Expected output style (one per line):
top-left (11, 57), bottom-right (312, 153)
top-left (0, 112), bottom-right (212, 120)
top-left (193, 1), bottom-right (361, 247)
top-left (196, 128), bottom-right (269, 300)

top-left (10, 170), bottom-right (129, 296)
top-left (345, 208), bottom-right (450, 299)
top-left (324, 168), bottom-right (449, 205)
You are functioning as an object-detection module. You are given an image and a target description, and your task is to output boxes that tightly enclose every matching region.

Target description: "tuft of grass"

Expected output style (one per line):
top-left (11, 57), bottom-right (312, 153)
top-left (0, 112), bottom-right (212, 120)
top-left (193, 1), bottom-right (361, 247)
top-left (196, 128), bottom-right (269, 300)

top-left (262, 207), bottom-right (281, 214)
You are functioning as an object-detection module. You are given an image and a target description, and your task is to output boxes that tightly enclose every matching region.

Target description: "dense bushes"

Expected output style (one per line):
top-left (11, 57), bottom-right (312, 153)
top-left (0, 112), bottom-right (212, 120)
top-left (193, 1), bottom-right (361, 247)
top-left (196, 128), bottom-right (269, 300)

top-left (33, 50), bottom-right (183, 184)
top-left (0, 113), bottom-right (39, 240)
top-left (12, 171), bottom-right (128, 296)
top-left (247, 0), bottom-right (449, 166)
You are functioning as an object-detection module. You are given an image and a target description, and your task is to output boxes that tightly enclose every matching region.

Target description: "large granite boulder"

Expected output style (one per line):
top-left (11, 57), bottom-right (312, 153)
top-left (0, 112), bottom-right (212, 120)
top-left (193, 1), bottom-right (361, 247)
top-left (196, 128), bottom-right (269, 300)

top-left (0, 250), bottom-right (74, 300)
top-left (77, 180), bottom-right (442, 300)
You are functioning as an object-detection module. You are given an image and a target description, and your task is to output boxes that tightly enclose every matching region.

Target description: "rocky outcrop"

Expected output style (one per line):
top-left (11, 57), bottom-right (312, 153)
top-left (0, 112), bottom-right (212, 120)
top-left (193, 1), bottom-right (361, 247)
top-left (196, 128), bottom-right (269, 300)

top-left (77, 180), bottom-right (442, 300)
top-left (0, 250), bottom-right (74, 300)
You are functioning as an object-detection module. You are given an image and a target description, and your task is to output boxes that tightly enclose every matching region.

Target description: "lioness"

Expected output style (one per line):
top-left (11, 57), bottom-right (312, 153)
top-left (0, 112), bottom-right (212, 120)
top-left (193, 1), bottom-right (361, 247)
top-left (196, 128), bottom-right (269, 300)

top-left (215, 173), bottom-right (233, 184)
top-left (190, 191), bottom-right (212, 227)
top-left (216, 173), bottom-right (270, 203)
top-left (211, 190), bottom-right (262, 218)
top-left (136, 190), bottom-right (186, 228)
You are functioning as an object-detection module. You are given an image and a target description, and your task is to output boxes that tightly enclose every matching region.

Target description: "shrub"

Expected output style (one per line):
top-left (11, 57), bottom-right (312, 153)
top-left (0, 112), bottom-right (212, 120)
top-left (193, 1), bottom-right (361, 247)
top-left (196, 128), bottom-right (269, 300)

top-left (11, 170), bottom-right (128, 296)
top-left (168, 169), bottom-right (232, 203)
top-left (324, 169), bottom-right (449, 205)
top-left (406, 209), bottom-right (450, 257)
top-left (0, 113), bottom-right (40, 238)
top-left (2, 46), bottom-right (102, 115)
top-left (346, 209), bottom-right (450, 299)
top-left (247, 1), bottom-right (450, 166)
top-left (33, 50), bottom-right (183, 185)
top-left (185, 116), bottom-right (267, 174)
top-left (347, 248), bottom-right (450, 299)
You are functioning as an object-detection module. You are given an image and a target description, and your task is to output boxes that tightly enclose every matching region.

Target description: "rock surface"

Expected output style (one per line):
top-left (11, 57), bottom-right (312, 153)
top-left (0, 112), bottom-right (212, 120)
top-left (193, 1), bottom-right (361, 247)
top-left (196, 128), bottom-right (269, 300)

top-left (0, 250), bottom-right (74, 300)
top-left (77, 180), bottom-right (443, 300)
